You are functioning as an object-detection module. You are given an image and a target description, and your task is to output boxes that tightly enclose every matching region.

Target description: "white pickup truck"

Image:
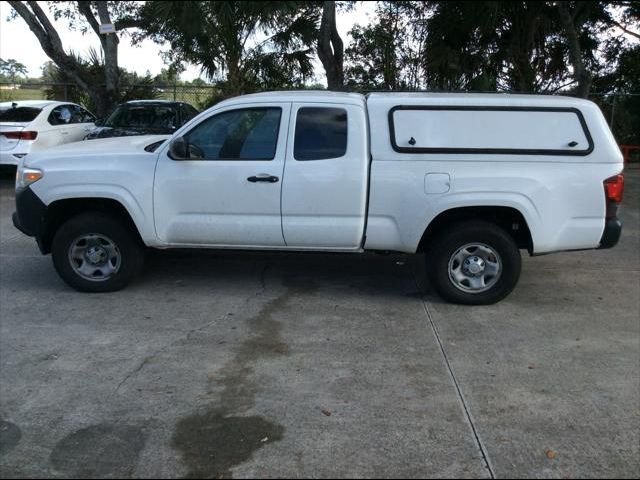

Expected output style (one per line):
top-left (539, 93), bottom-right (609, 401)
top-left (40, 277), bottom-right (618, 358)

top-left (13, 91), bottom-right (624, 304)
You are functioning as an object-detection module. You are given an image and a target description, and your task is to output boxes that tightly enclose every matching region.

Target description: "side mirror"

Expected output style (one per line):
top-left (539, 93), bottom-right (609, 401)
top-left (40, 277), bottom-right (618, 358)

top-left (94, 117), bottom-right (104, 126)
top-left (168, 136), bottom-right (189, 160)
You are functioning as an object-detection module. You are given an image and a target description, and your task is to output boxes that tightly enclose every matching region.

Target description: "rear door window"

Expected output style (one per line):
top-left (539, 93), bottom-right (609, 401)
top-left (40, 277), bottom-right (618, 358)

top-left (48, 105), bottom-right (74, 126)
top-left (294, 107), bottom-right (348, 160)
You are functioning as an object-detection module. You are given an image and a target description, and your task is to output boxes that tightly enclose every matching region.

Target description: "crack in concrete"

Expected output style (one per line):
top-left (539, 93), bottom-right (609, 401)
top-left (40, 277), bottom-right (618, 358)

top-left (112, 262), bottom-right (273, 395)
top-left (412, 271), bottom-right (496, 479)
top-left (112, 315), bottom-right (225, 395)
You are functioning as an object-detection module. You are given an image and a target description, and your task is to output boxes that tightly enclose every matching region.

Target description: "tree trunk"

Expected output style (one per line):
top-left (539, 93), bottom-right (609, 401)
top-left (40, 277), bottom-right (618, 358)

top-left (96, 1), bottom-right (119, 109)
top-left (558, 2), bottom-right (592, 98)
top-left (317, 1), bottom-right (344, 90)
top-left (9, 1), bottom-right (121, 117)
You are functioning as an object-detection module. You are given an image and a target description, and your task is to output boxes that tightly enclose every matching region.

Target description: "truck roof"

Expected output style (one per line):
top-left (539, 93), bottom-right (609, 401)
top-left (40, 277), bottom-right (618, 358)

top-left (366, 91), bottom-right (592, 109)
top-left (218, 90), bottom-right (365, 106)
top-left (217, 90), bottom-right (593, 109)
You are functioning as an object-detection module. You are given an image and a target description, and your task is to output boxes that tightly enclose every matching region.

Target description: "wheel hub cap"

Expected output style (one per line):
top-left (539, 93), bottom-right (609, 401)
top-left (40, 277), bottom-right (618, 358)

top-left (463, 256), bottom-right (485, 275)
top-left (85, 246), bottom-right (108, 265)
top-left (68, 234), bottom-right (121, 282)
top-left (448, 243), bottom-right (502, 294)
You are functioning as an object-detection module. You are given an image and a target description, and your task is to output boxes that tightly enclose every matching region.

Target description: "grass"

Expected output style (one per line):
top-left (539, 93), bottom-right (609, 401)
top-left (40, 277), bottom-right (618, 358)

top-left (0, 87), bottom-right (211, 109)
top-left (0, 88), bottom-right (47, 102)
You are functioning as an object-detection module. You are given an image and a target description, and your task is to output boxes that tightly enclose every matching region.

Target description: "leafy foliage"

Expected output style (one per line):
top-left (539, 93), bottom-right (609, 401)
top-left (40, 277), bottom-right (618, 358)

top-left (44, 49), bottom-right (159, 115)
top-left (0, 58), bottom-right (28, 83)
top-left (137, 1), bottom-right (320, 102)
top-left (345, 1), bottom-right (638, 96)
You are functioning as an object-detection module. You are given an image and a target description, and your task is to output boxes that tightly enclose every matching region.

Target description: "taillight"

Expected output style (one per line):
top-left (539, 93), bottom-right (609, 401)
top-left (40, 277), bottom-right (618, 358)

top-left (1, 131), bottom-right (38, 140)
top-left (604, 174), bottom-right (624, 219)
top-left (604, 174), bottom-right (624, 203)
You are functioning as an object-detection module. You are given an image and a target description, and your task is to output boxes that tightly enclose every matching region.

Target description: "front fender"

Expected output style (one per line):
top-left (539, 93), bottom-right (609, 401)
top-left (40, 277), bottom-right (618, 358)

top-left (30, 182), bottom-right (154, 243)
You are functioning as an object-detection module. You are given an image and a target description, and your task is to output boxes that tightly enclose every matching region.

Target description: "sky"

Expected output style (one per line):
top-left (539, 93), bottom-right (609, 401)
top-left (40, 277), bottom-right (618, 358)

top-left (0, 2), bottom-right (377, 83)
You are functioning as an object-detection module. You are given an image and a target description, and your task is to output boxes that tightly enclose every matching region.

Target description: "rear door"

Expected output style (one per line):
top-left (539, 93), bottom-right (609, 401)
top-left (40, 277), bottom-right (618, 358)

top-left (281, 102), bottom-right (369, 249)
top-left (42, 105), bottom-right (74, 147)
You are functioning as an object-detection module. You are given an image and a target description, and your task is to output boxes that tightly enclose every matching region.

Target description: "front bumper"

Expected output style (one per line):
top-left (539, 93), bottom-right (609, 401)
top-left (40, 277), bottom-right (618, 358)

top-left (598, 218), bottom-right (622, 249)
top-left (13, 185), bottom-right (47, 239)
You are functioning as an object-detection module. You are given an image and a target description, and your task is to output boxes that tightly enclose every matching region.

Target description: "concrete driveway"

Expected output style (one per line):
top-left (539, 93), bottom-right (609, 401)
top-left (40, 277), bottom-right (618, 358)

top-left (1, 168), bottom-right (638, 478)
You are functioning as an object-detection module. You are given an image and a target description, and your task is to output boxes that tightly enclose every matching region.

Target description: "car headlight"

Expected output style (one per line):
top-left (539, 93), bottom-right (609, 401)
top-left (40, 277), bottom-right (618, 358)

top-left (16, 167), bottom-right (43, 190)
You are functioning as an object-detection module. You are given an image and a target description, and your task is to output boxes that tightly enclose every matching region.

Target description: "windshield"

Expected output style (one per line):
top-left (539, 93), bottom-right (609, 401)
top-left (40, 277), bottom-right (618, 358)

top-left (0, 107), bottom-right (42, 123)
top-left (105, 105), bottom-right (179, 131)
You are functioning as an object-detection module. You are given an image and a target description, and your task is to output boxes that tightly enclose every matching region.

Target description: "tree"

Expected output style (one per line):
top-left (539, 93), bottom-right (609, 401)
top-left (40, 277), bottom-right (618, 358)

top-left (153, 67), bottom-right (182, 87)
top-left (0, 58), bottom-right (28, 84)
top-left (345, 2), bottom-right (407, 90)
top-left (40, 60), bottom-right (57, 82)
top-left (43, 48), bottom-right (159, 114)
top-left (8, 1), bottom-right (142, 116)
top-left (317, 1), bottom-right (344, 90)
top-left (420, 1), bottom-right (573, 93)
top-left (138, 1), bottom-right (319, 102)
top-left (557, 1), bottom-right (596, 98)
top-left (345, 1), bottom-right (434, 91)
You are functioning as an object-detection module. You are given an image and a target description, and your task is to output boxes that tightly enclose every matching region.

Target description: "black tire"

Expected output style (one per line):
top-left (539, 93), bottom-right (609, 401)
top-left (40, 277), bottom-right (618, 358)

top-left (426, 220), bottom-right (521, 305)
top-left (51, 212), bottom-right (144, 292)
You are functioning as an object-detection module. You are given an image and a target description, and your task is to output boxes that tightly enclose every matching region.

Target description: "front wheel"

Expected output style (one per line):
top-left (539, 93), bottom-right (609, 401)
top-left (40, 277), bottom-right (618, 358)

top-left (51, 212), bottom-right (144, 292)
top-left (426, 220), bottom-right (521, 305)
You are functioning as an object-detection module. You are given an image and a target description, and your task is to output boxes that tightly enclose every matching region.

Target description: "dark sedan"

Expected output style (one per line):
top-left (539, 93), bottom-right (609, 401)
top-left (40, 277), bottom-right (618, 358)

top-left (84, 100), bottom-right (199, 139)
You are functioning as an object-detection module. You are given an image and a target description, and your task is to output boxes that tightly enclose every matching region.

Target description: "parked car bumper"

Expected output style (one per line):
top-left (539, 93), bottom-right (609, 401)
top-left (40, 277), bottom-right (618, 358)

top-left (0, 151), bottom-right (26, 166)
top-left (598, 218), bottom-right (623, 249)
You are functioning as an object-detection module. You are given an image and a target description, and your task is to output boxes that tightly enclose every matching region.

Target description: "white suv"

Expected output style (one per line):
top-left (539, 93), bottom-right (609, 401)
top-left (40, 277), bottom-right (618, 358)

top-left (0, 100), bottom-right (96, 165)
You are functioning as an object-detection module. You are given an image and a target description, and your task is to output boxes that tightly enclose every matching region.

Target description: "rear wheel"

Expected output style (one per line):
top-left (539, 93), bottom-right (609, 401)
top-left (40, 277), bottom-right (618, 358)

top-left (51, 212), bottom-right (144, 292)
top-left (426, 220), bottom-right (521, 305)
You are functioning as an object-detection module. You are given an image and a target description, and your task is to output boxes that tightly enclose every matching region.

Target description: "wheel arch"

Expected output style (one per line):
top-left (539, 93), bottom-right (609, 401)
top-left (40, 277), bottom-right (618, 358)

top-left (40, 197), bottom-right (144, 254)
top-left (417, 206), bottom-right (534, 254)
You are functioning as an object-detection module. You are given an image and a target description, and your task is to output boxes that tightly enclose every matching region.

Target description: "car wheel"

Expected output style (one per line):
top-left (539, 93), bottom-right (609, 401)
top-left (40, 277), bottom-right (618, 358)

top-left (51, 212), bottom-right (144, 292)
top-left (426, 220), bottom-right (521, 305)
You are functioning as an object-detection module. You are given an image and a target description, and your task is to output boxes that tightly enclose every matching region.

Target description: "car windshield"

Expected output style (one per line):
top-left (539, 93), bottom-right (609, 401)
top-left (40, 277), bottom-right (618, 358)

top-left (0, 106), bottom-right (42, 123)
top-left (105, 105), bottom-right (178, 131)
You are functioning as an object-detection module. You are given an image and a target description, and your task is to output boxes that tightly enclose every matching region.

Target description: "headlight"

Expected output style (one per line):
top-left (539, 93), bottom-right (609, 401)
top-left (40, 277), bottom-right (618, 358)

top-left (16, 167), bottom-right (43, 190)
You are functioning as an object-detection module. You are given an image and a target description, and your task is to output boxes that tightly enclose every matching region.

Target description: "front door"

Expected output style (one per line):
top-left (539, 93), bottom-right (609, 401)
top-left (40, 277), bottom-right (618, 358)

top-left (154, 103), bottom-right (289, 247)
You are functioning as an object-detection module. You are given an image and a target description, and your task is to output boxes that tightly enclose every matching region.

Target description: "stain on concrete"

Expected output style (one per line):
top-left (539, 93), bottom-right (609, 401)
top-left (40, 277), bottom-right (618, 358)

top-left (172, 273), bottom-right (316, 478)
top-left (50, 423), bottom-right (146, 478)
top-left (0, 420), bottom-right (21, 456)
top-left (172, 409), bottom-right (284, 479)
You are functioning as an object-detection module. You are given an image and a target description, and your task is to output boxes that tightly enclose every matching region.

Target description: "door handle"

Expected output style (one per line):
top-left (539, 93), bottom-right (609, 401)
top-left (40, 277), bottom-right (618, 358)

top-left (247, 174), bottom-right (279, 183)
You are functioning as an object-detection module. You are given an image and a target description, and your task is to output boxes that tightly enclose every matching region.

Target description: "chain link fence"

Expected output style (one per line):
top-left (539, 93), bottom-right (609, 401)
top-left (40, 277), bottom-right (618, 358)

top-left (0, 82), bottom-right (219, 110)
top-left (1, 82), bottom-right (638, 158)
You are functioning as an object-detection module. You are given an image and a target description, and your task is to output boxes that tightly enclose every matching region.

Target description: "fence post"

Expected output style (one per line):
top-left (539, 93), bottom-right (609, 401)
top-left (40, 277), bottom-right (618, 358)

top-left (173, 82), bottom-right (177, 101)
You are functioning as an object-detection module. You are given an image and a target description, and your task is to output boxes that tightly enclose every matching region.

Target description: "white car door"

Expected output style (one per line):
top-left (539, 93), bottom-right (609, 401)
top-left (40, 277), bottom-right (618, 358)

top-left (280, 102), bottom-right (370, 249)
top-left (38, 104), bottom-right (74, 148)
top-left (154, 102), bottom-right (289, 247)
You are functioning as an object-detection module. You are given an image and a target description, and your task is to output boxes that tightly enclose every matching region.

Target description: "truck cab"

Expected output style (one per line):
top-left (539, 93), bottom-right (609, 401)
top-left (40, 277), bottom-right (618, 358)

top-left (153, 92), bottom-right (369, 250)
